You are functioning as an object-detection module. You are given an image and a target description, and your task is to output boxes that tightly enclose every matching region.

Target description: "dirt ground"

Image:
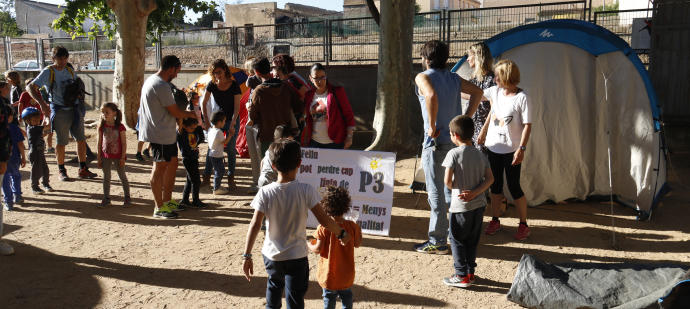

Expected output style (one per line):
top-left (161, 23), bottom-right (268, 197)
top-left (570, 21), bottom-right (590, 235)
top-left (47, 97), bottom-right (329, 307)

top-left (1, 110), bottom-right (689, 308)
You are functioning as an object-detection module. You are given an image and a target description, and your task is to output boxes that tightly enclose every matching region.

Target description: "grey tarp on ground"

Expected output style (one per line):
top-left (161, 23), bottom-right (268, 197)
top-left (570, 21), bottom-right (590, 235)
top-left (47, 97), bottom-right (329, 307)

top-left (507, 254), bottom-right (689, 309)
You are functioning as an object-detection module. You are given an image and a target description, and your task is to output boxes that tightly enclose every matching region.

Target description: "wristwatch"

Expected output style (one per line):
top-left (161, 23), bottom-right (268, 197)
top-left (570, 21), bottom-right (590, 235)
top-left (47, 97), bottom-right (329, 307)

top-left (242, 253), bottom-right (252, 260)
top-left (519, 146), bottom-right (527, 151)
top-left (337, 229), bottom-right (347, 240)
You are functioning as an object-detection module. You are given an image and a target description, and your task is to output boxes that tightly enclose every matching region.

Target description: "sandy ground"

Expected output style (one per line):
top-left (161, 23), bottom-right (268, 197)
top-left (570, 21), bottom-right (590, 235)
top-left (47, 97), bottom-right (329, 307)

top-left (1, 111), bottom-right (689, 308)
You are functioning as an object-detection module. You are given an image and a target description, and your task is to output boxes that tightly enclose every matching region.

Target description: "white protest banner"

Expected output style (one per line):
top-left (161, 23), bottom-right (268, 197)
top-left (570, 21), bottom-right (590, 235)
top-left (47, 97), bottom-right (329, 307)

top-left (298, 147), bottom-right (396, 236)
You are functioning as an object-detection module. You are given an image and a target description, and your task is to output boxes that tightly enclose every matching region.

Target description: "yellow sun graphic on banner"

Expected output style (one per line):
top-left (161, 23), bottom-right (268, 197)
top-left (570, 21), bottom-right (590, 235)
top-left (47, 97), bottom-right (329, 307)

top-left (369, 156), bottom-right (382, 170)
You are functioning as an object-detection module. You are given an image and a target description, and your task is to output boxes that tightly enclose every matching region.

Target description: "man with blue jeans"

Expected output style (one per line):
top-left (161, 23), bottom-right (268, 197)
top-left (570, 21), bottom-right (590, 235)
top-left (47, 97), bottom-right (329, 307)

top-left (27, 46), bottom-right (97, 181)
top-left (413, 40), bottom-right (483, 254)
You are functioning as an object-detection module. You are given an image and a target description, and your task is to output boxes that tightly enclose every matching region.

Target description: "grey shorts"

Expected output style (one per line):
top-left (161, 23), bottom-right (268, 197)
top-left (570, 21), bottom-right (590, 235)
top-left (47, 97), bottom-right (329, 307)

top-left (52, 109), bottom-right (85, 145)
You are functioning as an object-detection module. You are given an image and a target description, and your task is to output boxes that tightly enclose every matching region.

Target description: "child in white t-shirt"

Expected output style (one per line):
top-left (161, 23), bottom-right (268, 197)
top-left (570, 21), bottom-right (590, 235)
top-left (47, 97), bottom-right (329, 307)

top-left (478, 59), bottom-right (533, 241)
top-left (257, 125), bottom-right (294, 188)
top-left (207, 112), bottom-right (233, 195)
top-left (241, 138), bottom-right (352, 309)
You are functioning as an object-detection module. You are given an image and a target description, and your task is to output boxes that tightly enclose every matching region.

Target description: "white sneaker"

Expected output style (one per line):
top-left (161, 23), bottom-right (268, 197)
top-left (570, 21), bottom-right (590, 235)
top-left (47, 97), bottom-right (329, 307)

top-left (0, 240), bottom-right (14, 255)
top-left (213, 187), bottom-right (229, 195)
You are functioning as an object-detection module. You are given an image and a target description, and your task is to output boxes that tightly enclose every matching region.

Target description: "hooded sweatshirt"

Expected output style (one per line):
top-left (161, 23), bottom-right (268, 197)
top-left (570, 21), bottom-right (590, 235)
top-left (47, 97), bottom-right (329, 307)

top-left (249, 78), bottom-right (304, 143)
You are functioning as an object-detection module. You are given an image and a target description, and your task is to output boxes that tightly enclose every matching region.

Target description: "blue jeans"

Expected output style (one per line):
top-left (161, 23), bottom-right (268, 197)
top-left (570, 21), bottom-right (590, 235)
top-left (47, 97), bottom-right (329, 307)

top-left (263, 255), bottom-right (309, 309)
top-left (209, 157), bottom-right (225, 190)
top-left (323, 288), bottom-right (353, 309)
top-left (204, 120), bottom-right (239, 177)
top-left (2, 159), bottom-right (21, 203)
top-left (421, 143), bottom-right (453, 246)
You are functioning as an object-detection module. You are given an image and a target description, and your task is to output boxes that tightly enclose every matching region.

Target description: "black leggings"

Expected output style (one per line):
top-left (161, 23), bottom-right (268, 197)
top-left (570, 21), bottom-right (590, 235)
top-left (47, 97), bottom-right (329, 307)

top-left (487, 149), bottom-right (525, 199)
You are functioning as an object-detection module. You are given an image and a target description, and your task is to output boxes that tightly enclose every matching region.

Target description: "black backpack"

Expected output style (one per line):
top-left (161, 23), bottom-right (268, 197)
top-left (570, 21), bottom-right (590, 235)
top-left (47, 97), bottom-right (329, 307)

top-left (49, 65), bottom-right (87, 107)
top-left (170, 83), bottom-right (189, 111)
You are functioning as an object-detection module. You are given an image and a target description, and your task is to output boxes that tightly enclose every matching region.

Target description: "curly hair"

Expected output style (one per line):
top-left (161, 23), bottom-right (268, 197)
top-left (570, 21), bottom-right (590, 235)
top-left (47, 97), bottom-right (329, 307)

top-left (207, 58), bottom-right (231, 80)
top-left (321, 186), bottom-right (351, 217)
top-left (271, 54), bottom-right (295, 75)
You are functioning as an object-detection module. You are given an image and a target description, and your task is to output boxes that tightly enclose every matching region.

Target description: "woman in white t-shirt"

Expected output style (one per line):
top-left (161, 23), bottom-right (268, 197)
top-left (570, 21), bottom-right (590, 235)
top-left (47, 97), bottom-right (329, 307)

top-left (477, 60), bottom-right (532, 241)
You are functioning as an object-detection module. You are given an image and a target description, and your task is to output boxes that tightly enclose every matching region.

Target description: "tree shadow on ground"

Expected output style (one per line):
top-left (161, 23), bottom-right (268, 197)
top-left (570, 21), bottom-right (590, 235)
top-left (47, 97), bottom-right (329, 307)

top-left (0, 240), bottom-right (447, 308)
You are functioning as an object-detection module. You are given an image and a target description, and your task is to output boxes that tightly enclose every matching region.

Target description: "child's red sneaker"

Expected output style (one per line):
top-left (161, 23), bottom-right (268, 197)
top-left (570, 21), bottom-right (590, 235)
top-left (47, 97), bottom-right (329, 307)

top-left (484, 219), bottom-right (501, 235)
top-left (514, 224), bottom-right (531, 240)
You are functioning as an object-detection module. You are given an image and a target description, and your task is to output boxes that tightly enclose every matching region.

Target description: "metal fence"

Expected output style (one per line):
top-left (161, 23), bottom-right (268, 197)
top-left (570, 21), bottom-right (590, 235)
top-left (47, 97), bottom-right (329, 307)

top-left (594, 8), bottom-right (654, 65)
top-left (447, 1), bottom-right (587, 59)
top-left (0, 2), bottom-right (655, 72)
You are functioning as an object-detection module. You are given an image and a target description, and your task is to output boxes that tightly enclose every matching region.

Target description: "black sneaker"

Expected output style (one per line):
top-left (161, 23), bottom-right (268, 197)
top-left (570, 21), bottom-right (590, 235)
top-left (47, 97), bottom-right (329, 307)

top-left (99, 198), bottom-right (111, 208)
top-left (14, 195), bottom-right (24, 204)
top-left (123, 196), bottom-right (132, 207)
top-left (59, 170), bottom-right (71, 182)
top-left (43, 185), bottom-right (54, 192)
top-left (192, 200), bottom-right (208, 208)
top-left (136, 153), bottom-right (145, 162)
top-left (179, 200), bottom-right (193, 208)
top-left (143, 149), bottom-right (151, 159)
top-left (32, 186), bottom-right (45, 195)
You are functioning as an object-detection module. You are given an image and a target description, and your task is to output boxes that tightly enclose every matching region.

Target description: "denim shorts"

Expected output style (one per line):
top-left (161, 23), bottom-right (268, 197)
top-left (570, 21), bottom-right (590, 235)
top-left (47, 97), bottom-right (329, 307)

top-left (52, 109), bottom-right (85, 145)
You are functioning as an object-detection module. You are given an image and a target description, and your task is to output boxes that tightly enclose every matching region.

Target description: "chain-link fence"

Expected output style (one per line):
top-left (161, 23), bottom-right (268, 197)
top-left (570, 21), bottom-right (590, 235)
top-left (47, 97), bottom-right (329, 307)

top-left (0, 2), bottom-right (656, 71)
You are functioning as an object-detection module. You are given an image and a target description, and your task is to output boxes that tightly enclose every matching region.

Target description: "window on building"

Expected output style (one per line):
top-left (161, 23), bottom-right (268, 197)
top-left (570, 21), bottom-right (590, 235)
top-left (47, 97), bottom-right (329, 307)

top-left (244, 24), bottom-right (254, 46)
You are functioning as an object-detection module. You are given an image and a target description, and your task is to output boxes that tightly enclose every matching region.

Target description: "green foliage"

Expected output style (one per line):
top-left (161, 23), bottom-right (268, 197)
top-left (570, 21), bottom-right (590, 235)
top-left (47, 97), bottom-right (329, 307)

top-left (0, 11), bottom-right (23, 37)
top-left (195, 7), bottom-right (223, 28)
top-left (52, 0), bottom-right (216, 41)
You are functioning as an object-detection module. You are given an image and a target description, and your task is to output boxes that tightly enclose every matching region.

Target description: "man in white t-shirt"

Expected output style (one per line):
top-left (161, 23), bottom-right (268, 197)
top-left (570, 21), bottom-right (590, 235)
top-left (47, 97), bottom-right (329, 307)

top-left (139, 55), bottom-right (196, 219)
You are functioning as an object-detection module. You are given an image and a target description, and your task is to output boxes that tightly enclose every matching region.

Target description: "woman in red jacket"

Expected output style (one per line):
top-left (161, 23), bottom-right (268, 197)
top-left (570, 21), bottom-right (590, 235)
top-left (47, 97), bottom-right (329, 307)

top-left (301, 63), bottom-right (356, 149)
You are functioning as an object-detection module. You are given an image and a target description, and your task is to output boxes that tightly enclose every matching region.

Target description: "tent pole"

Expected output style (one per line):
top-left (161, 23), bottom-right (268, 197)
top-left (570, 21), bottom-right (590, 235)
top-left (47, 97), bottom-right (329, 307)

top-left (603, 74), bottom-right (617, 249)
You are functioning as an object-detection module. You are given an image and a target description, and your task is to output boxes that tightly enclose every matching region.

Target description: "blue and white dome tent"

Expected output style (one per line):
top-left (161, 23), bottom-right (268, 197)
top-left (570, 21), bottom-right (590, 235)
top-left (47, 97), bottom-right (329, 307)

top-left (452, 19), bottom-right (667, 219)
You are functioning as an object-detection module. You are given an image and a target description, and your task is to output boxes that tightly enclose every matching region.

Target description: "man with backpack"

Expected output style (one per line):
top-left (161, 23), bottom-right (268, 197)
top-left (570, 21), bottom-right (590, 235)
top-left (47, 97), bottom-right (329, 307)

top-left (27, 46), bottom-right (97, 181)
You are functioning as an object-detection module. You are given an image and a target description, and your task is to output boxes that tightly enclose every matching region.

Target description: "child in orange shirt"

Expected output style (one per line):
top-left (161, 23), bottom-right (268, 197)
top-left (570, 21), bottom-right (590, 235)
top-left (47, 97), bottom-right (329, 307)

top-left (308, 186), bottom-right (362, 309)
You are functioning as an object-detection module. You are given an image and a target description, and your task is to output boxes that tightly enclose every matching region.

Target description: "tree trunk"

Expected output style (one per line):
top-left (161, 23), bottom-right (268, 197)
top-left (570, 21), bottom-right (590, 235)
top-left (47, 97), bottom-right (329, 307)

top-left (107, 0), bottom-right (157, 128)
top-left (366, 0), bottom-right (419, 154)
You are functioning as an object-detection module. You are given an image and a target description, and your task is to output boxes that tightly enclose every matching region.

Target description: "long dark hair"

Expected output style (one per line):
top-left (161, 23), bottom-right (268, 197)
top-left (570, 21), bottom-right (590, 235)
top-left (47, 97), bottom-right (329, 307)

top-left (99, 102), bottom-right (122, 131)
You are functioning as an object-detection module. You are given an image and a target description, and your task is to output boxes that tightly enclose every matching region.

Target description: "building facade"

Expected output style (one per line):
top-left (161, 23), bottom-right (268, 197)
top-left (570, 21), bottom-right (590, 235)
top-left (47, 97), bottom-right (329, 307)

top-left (224, 2), bottom-right (342, 28)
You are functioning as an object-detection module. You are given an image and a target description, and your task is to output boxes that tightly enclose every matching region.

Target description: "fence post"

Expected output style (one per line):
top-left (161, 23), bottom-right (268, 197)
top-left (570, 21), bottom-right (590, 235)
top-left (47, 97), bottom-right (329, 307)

top-left (92, 37), bottom-right (99, 69)
top-left (588, 0), bottom-right (593, 21)
top-left (6, 37), bottom-right (12, 69)
top-left (37, 39), bottom-right (44, 69)
top-left (232, 27), bottom-right (239, 66)
top-left (155, 33), bottom-right (162, 69)
top-left (446, 10), bottom-right (451, 43)
top-left (2, 37), bottom-right (8, 70)
top-left (33, 38), bottom-right (40, 69)
top-left (327, 20), bottom-right (333, 65)
top-left (324, 20), bottom-right (329, 66)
